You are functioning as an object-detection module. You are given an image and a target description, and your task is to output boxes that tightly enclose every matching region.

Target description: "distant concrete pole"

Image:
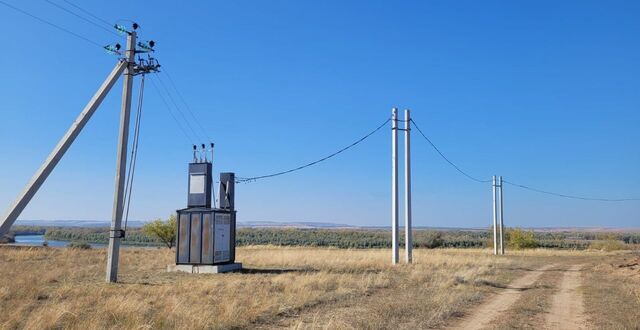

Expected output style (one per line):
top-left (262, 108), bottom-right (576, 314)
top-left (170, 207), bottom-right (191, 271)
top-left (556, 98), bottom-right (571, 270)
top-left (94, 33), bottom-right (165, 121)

top-left (404, 109), bottom-right (412, 264)
top-left (106, 31), bottom-right (137, 283)
top-left (499, 176), bottom-right (505, 255)
top-left (492, 175), bottom-right (498, 255)
top-left (391, 108), bottom-right (399, 264)
top-left (0, 61), bottom-right (127, 238)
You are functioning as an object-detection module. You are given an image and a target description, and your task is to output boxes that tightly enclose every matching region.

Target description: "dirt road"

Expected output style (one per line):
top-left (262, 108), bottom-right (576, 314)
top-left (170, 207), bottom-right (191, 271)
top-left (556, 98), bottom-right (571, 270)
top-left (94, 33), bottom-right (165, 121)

top-left (545, 264), bottom-right (587, 329)
top-left (449, 264), bottom-right (555, 330)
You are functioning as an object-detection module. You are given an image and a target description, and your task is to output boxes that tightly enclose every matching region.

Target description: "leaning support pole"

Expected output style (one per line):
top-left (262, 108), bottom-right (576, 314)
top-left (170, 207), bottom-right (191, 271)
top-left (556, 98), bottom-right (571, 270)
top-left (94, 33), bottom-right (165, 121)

top-left (0, 60), bottom-right (127, 237)
top-left (492, 175), bottom-right (498, 255)
top-left (106, 31), bottom-right (137, 283)
top-left (404, 109), bottom-right (413, 264)
top-left (499, 176), bottom-right (505, 255)
top-left (391, 108), bottom-right (399, 264)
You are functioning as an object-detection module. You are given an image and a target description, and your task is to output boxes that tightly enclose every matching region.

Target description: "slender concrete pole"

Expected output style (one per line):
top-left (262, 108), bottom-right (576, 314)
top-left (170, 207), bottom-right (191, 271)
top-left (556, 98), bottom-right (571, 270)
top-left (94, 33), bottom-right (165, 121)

top-left (404, 109), bottom-right (412, 263)
top-left (499, 176), bottom-right (505, 255)
top-left (0, 61), bottom-right (127, 237)
top-left (492, 175), bottom-right (498, 255)
top-left (391, 108), bottom-right (399, 264)
top-left (106, 32), bottom-right (137, 283)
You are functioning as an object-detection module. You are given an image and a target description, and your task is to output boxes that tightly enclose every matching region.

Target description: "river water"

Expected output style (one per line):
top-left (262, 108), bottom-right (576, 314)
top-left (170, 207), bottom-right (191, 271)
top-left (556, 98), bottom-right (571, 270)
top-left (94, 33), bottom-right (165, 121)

top-left (11, 235), bottom-right (105, 248)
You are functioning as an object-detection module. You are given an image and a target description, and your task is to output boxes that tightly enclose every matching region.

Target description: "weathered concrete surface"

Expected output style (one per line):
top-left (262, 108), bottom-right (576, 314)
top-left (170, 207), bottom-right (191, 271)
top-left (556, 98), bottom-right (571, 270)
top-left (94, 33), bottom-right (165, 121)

top-left (167, 263), bottom-right (242, 274)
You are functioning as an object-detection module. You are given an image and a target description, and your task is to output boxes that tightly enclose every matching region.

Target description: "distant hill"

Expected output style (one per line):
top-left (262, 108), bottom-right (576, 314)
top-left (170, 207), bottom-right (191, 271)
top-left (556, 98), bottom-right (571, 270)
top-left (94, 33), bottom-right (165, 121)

top-left (15, 220), bottom-right (146, 228)
top-left (15, 220), bottom-right (355, 229)
top-left (238, 221), bottom-right (355, 229)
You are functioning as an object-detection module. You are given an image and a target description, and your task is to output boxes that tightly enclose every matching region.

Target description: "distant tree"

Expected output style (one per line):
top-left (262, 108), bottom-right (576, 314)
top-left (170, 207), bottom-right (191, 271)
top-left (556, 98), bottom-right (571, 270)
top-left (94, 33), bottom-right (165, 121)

top-left (142, 215), bottom-right (177, 249)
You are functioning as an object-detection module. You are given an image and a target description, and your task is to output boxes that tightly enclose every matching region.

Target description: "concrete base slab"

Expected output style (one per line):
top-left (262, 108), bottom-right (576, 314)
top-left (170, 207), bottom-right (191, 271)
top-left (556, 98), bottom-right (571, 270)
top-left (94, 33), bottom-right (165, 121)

top-left (167, 263), bottom-right (242, 274)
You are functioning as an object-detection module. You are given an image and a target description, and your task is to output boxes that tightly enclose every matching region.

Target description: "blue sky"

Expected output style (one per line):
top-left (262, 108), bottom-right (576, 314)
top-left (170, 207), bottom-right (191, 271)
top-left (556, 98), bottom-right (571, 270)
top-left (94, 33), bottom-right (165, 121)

top-left (0, 1), bottom-right (638, 228)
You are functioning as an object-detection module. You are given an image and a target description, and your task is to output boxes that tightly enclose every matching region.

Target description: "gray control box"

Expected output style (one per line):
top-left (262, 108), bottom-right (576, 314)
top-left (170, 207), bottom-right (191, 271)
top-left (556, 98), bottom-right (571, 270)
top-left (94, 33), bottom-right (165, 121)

top-left (188, 162), bottom-right (212, 208)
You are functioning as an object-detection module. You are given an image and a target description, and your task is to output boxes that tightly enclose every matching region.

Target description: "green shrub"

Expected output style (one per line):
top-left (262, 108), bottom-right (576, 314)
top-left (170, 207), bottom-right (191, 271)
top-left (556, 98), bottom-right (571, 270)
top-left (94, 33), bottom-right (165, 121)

top-left (507, 228), bottom-right (537, 250)
top-left (142, 215), bottom-right (177, 249)
top-left (67, 241), bottom-right (91, 249)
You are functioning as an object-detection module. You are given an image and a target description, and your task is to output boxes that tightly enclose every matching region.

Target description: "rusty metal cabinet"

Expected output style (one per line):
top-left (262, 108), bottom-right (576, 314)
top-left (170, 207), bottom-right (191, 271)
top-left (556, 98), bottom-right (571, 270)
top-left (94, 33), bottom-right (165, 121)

top-left (176, 208), bottom-right (236, 265)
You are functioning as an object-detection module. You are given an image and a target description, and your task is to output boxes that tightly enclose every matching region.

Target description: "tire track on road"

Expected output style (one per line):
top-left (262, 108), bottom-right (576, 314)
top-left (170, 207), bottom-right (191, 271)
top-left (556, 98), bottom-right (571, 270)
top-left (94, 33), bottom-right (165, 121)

top-left (449, 264), bottom-right (555, 330)
top-left (545, 264), bottom-right (587, 329)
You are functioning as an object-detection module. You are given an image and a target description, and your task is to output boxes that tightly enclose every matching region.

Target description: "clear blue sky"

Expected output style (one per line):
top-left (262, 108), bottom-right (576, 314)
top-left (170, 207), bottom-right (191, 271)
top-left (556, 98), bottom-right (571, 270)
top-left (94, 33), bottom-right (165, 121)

top-left (0, 1), bottom-right (638, 228)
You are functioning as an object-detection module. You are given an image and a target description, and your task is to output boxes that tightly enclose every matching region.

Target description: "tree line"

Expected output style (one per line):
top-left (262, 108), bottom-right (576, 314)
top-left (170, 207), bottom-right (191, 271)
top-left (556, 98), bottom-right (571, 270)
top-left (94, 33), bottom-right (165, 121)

top-left (26, 223), bottom-right (638, 250)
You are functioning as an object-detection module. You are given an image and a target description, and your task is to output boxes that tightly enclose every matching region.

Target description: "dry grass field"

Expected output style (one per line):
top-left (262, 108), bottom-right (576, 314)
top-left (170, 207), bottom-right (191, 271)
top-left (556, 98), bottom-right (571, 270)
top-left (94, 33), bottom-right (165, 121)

top-left (0, 245), bottom-right (638, 329)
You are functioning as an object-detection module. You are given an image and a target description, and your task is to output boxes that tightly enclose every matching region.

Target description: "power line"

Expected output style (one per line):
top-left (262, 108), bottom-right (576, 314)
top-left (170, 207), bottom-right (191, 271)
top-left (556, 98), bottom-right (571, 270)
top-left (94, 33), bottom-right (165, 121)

top-left (45, 0), bottom-right (119, 37)
top-left (161, 69), bottom-right (214, 142)
top-left (236, 118), bottom-right (391, 183)
top-left (61, 0), bottom-right (113, 28)
top-left (502, 180), bottom-right (640, 202)
top-left (154, 73), bottom-right (207, 143)
top-left (410, 118), bottom-right (639, 202)
top-left (410, 118), bottom-right (492, 183)
top-left (148, 76), bottom-right (196, 144)
top-left (123, 74), bottom-right (146, 232)
top-left (0, 0), bottom-right (104, 48)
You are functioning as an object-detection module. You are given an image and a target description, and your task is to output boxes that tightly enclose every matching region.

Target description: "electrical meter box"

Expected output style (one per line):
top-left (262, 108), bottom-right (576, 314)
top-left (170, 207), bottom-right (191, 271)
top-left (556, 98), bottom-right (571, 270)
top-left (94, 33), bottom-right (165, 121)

top-left (176, 208), bottom-right (236, 265)
top-left (218, 172), bottom-right (235, 210)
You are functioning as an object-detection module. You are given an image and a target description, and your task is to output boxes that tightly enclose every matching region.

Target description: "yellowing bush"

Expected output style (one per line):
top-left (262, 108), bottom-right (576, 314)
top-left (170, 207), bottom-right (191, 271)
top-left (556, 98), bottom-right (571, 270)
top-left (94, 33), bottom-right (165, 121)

top-left (507, 228), bottom-right (537, 250)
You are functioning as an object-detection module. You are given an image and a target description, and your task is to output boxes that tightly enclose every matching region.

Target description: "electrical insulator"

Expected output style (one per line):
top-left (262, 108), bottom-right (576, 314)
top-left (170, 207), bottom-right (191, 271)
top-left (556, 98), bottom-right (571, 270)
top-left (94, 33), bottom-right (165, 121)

top-left (114, 24), bottom-right (128, 35)
top-left (137, 41), bottom-right (153, 52)
top-left (103, 44), bottom-right (121, 55)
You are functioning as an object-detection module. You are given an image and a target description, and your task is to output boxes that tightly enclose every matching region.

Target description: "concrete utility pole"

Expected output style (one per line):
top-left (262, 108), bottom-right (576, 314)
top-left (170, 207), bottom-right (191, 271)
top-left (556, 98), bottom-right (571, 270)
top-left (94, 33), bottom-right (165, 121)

top-left (391, 108), bottom-right (399, 264)
top-left (106, 31), bottom-right (137, 283)
top-left (499, 176), bottom-right (505, 255)
top-left (0, 61), bottom-right (127, 237)
top-left (404, 109), bottom-right (413, 263)
top-left (492, 175), bottom-right (498, 255)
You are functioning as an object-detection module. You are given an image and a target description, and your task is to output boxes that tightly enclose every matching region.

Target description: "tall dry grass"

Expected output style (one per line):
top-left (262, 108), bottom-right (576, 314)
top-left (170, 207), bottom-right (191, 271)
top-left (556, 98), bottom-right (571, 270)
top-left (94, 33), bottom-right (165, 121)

top-left (0, 246), bottom-right (571, 329)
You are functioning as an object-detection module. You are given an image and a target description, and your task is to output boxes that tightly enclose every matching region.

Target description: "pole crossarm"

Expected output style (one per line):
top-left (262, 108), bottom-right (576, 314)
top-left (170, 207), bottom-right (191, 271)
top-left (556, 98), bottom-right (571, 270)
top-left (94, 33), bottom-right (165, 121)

top-left (0, 60), bottom-right (127, 237)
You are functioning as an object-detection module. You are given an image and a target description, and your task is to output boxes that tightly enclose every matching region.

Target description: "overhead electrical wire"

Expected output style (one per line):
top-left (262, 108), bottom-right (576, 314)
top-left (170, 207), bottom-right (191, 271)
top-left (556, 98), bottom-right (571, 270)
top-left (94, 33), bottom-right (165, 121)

top-left (161, 69), bottom-right (214, 143)
top-left (123, 75), bottom-right (146, 232)
top-left (502, 180), bottom-right (640, 202)
top-left (45, 0), bottom-right (119, 37)
top-left (236, 118), bottom-right (391, 183)
top-left (149, 76), bottom-right (197, 144)
top-left (154, 73), bottom-right (208, 143)
top-left (61, 0), bottom-right (114, 29)
top-left (410, 118), bottom-right (492, 183)
top-left (0, 0), bottom-right (105, 48)
top-left (410, 117), bottom-right (639, 202)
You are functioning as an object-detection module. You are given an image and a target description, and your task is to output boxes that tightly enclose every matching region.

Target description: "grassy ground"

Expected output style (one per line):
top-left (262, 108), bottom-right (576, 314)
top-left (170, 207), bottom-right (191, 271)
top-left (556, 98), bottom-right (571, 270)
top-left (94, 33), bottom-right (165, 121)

top-left (582, 251), bottom-right (640, 329)
top-left (0, 246), bottom-right (637, 329)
